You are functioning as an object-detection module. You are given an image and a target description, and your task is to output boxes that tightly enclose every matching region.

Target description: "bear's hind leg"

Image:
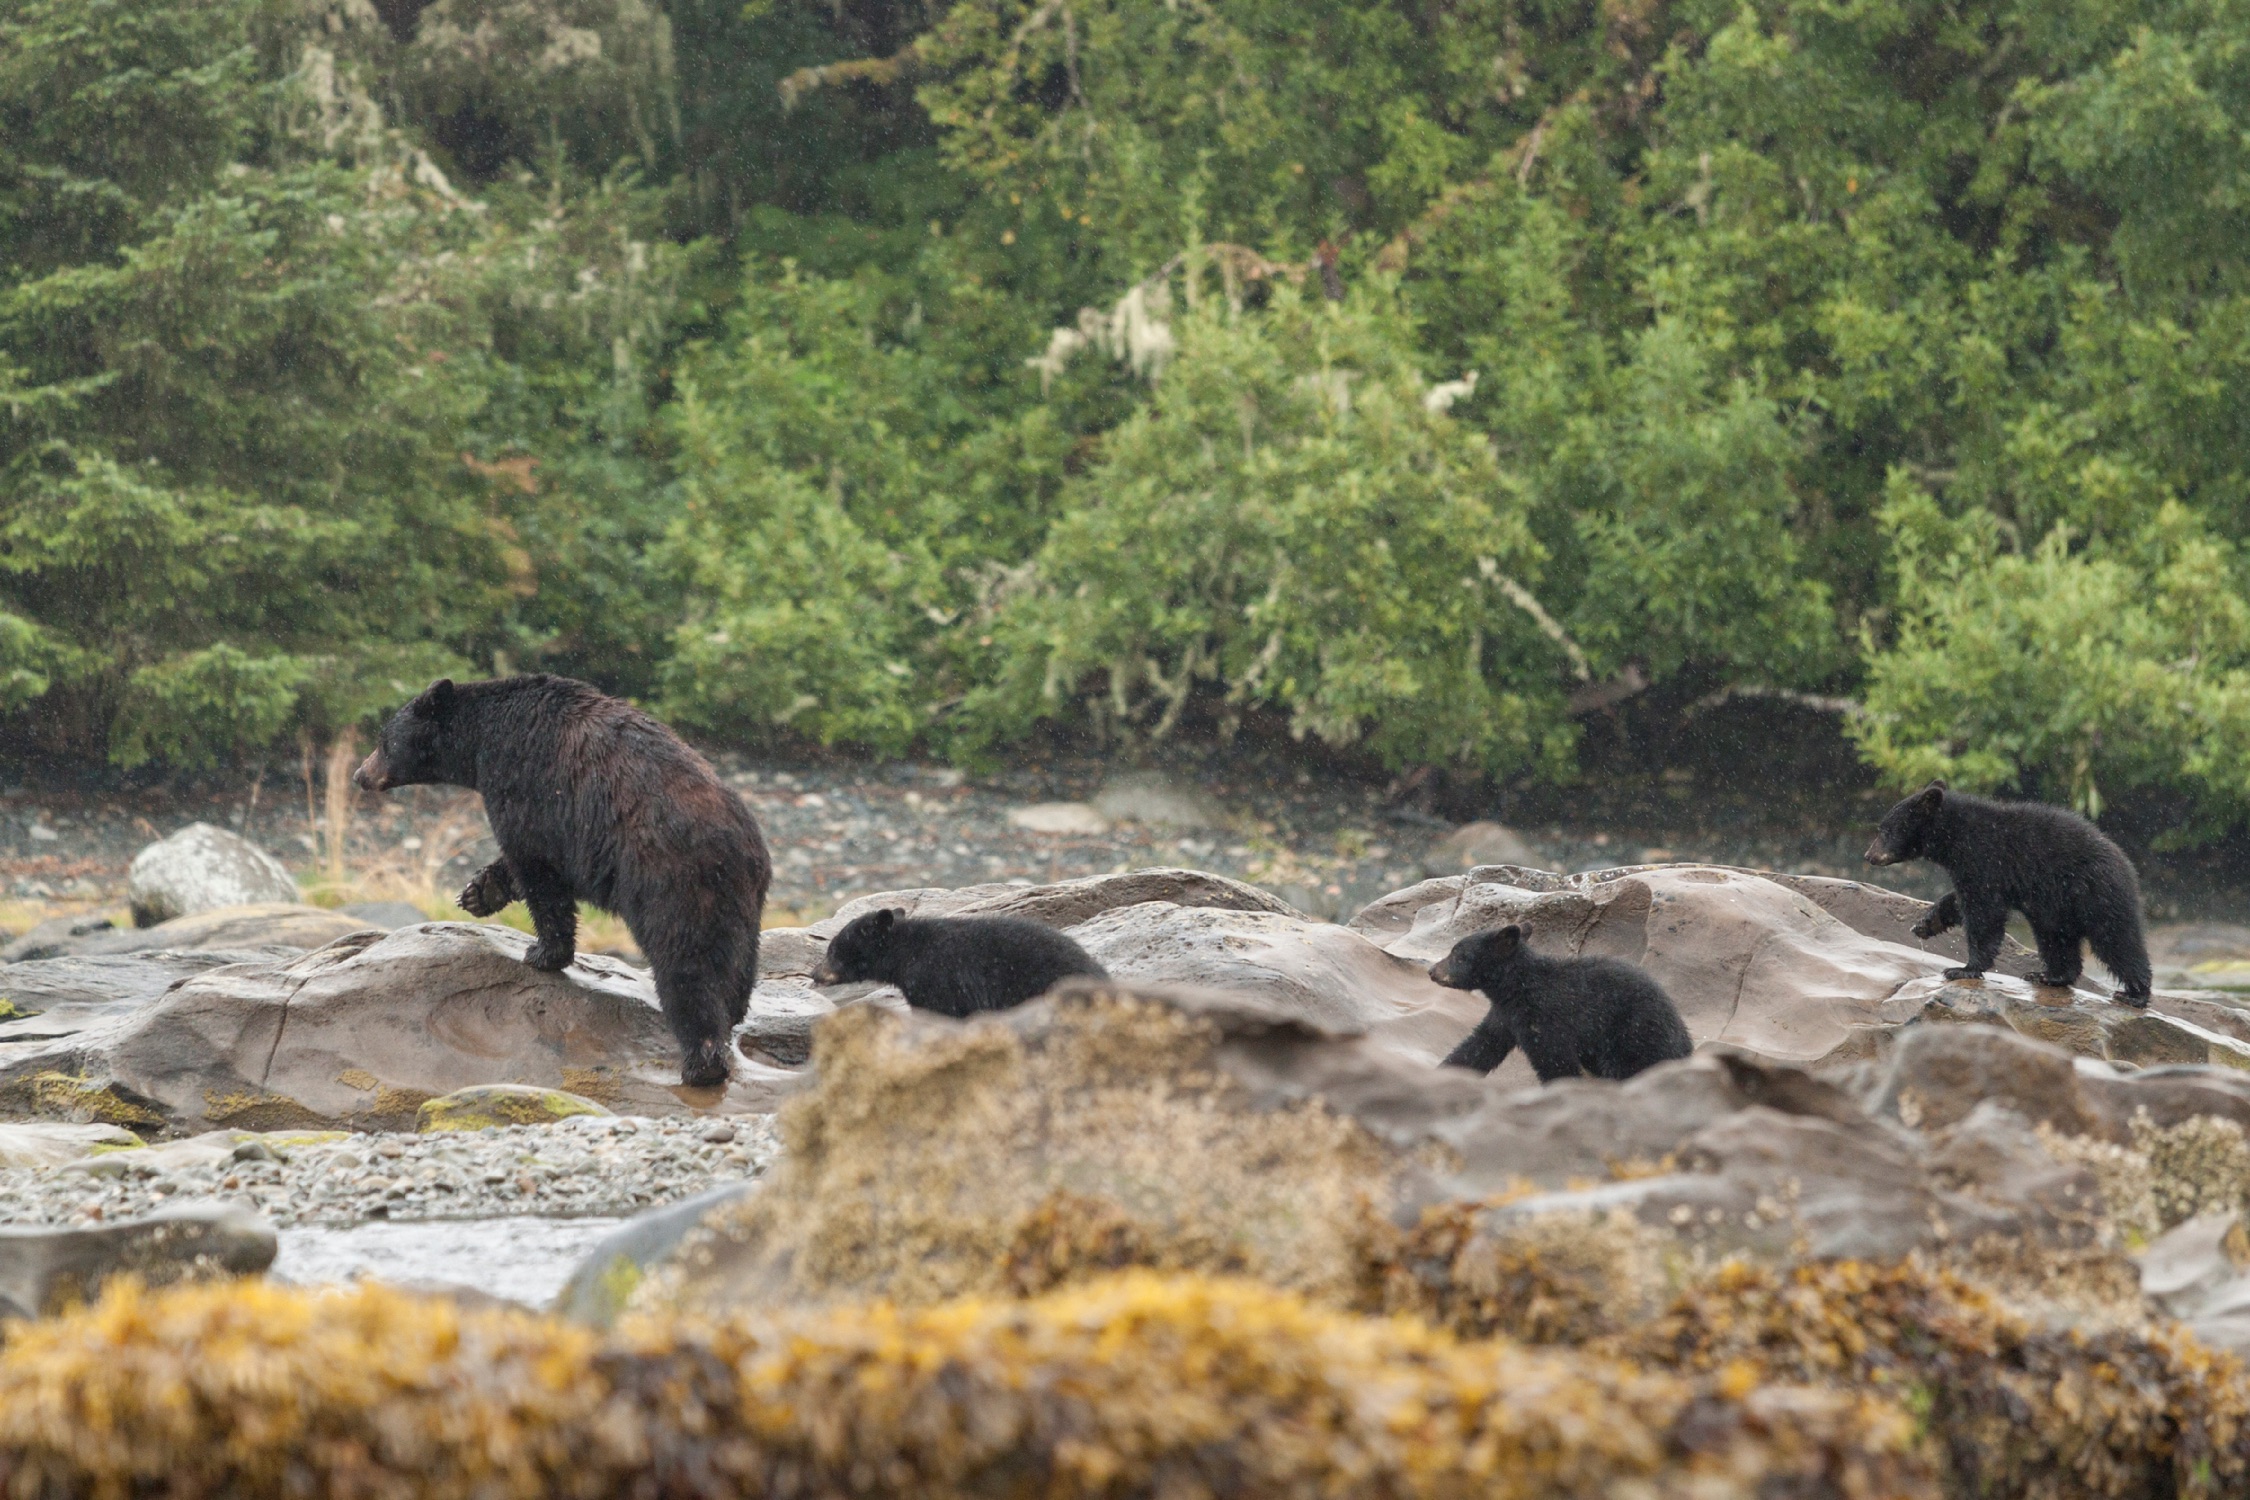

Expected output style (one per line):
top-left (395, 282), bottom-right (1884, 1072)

top-left (515, 863), bottom-right (578, 972)
top-left (649, 947), bottom-right (736, 1087)
top-left (2090, 918), bottom-right (2154, 1007)
top-left (2029, 923), bottom-right (2084, 990)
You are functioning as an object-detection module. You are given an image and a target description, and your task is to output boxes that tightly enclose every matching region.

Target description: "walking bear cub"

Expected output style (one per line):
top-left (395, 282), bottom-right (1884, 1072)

top-left (1865, 779), bottom-right (2151, 1004)
top-left (812, 910), bottom-right (1107, 1018)
top-left (1427, 924), bottom-right (1692, 1082)
top-left (355, 675), bottom-right (771, 1087)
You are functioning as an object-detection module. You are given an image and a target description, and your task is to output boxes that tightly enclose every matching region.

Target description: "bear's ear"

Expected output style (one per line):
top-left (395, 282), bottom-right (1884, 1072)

top-left (1491, 925), bottom-right (1523, 957)
top-left (870, 908), bottom-right (901, 933)
top-left (1918, 781), bottom-right (1946, 808)
top-left (423, 678), bottom-right (457, 718)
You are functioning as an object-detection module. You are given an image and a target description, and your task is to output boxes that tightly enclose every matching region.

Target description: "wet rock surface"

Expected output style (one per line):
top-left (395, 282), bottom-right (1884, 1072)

top-left (0, 921), bottom-right (800, 1133)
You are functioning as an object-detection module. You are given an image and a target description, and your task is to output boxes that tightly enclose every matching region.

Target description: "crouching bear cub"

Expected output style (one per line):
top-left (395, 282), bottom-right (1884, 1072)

top-left (1427, 924), bottom-right (1692, 1082)
top-left (1866, 779), bottom-right (2152, 1005)
top-left (355, 675), bottom-right (771, 1087)
top-left (813, 909), bottom-right (1107, 1017)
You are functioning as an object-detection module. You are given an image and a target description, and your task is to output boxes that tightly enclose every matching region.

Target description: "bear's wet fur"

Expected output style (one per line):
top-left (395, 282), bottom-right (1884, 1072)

top-left (1866, 779), bottom-right (2152, 1004)
top-left (1427, 924), bottom-right (1693, 1082)
top-left (354, 675), bottom-right (771, 1087)
top-left (812, 909), bottom-right (1108, 1018)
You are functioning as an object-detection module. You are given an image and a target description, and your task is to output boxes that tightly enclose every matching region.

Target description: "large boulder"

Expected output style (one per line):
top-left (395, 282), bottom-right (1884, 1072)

top-left (0, 923), bottom-right (792, 1134)
top-left (126, 823), bottom-right (300, 927)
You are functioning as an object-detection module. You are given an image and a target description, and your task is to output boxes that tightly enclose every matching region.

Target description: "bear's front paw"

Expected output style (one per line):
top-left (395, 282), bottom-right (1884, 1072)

top-left (457, 867), bottom-right (514, 918)
top-left (2116, 988), bottom-right (2152, 1009)
top-left (1941, 966), bottom-right (1985, 982)
top-left (2029, 970), bottom-right (2081, 989)
top-left (523, 940), bottom-right (574, 973)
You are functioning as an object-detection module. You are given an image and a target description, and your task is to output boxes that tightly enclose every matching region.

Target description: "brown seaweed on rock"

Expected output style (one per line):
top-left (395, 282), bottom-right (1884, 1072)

top-left (0, 1274), bottom-right (1934, 1499)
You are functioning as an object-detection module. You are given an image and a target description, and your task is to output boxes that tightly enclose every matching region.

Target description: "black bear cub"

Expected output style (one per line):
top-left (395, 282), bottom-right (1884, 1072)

top-left (355, 675), bottom-right (771, 1088)
top-left (812, 910), bottom-right (1107, 1018)
top-left (1427, 924), bottom-right (1692, 1082)
top-left (1866, 780), bottom-right (2152, 1004)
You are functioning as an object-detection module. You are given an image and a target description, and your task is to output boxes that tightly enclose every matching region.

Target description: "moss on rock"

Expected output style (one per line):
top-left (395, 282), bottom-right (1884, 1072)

top-left (417, 1084), bottom-right (612, 1132)
top-left (0, 1273), bottom-right (1933, 1499)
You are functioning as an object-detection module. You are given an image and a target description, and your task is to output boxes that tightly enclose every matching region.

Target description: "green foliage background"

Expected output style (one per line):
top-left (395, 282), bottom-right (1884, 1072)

top-left (4, 0), bottom-right (2247, 833)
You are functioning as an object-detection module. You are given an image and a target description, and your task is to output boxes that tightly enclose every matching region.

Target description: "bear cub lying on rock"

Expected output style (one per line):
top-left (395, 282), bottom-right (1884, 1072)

top-left (356, 675), bottom-right (771, 1088)
top-left (813, 910), bottom-right (1107, 1017)
top-left (1865, 780), bottom-right (2151, 1005)
top-left (1428, 924), bottom-right (1692, 1082)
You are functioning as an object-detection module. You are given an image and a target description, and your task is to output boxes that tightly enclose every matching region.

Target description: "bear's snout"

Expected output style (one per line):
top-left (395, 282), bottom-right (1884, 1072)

top-left (1428, 957), bottom-right (1466, 989)
top-left (1863, 841), bottom-right (1895, 866)
top-left (351, 749), bottom-right (391, 793)
top-left (811, 959), bottom-right (841, 986)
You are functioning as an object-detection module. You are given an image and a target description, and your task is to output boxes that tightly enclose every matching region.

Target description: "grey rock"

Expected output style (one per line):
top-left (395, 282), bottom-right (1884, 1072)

top-left (339, 901), bottom-right (431, 930)
top-left (553, 1180), bottom-right (760, 1325)
top-left (1090, 771), bottom-right (1225, 830)
top-left (0, 923), bottom-right (796, 1133)
top-left (0, 1202), bottom-right (275, 1318)
top-left (0, 949), bottom-right (297, 1042)
top-left (1, 913), bottom-right (123, 964)
top-left (127, 823), bottom-right (299, 927)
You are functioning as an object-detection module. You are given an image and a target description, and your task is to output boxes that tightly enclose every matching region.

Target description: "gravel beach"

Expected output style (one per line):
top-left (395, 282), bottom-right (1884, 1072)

top-left (0, 1114), bottom-right (779, 1230)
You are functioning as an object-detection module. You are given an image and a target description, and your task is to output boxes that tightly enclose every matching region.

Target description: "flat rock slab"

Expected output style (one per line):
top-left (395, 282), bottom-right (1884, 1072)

top-left (0, 1202), bottom-right (275, 1318)
top-left (0, 923), bottom-right (792, 1134)
top-left (0, 949), bottom-right (301, 1043)
top-left (0, 1121), bottom-right (145, 1167)
top-left (1, 904), bottom-right (375, 963)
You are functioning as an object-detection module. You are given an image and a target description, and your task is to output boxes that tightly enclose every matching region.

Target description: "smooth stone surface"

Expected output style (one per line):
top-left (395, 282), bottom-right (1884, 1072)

top-left (1, 904), bottom-right (375, 962)
top-left (0, 1202), bottom-right (275, 1318)
top-left (418, 1084), bottom-right (612, 1132)
top-left (339, 901), bottom-right (432, 930)
top-left (0, 949), bottom-right (300, 1043)
top-left (127, 823), bottom-right (300, 927)
top-left (0, 923), bottom-right (791, 1133)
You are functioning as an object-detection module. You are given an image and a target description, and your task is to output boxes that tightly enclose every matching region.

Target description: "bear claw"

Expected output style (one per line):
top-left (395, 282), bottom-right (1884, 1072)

top-left (680, 1041), bottom-right (731, 1088)
top-left (1941, 966), bottom-right (1984, 982)
top-left (2029, 971), bottom-right (2081, 989)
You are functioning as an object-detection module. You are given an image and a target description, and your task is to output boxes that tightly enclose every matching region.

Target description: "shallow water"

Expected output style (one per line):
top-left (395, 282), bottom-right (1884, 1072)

top-left (272, 1216), bottom-right (625, 1308)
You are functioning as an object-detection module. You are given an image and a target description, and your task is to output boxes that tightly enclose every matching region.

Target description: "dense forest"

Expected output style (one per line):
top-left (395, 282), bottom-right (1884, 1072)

top-left (2, 0), bottom-right (2247, 835)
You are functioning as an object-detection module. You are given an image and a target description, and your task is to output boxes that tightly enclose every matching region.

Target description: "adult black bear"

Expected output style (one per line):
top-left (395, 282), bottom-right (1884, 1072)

top-left (811, 909), bottom-right (1107, 1018)
top-left (354, 675), bottom-right (771, 1087)
top-left (1866, 780), bottom-right (2151, 1004)
top-left (1427, 924), bottom-right (1692, 1081)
